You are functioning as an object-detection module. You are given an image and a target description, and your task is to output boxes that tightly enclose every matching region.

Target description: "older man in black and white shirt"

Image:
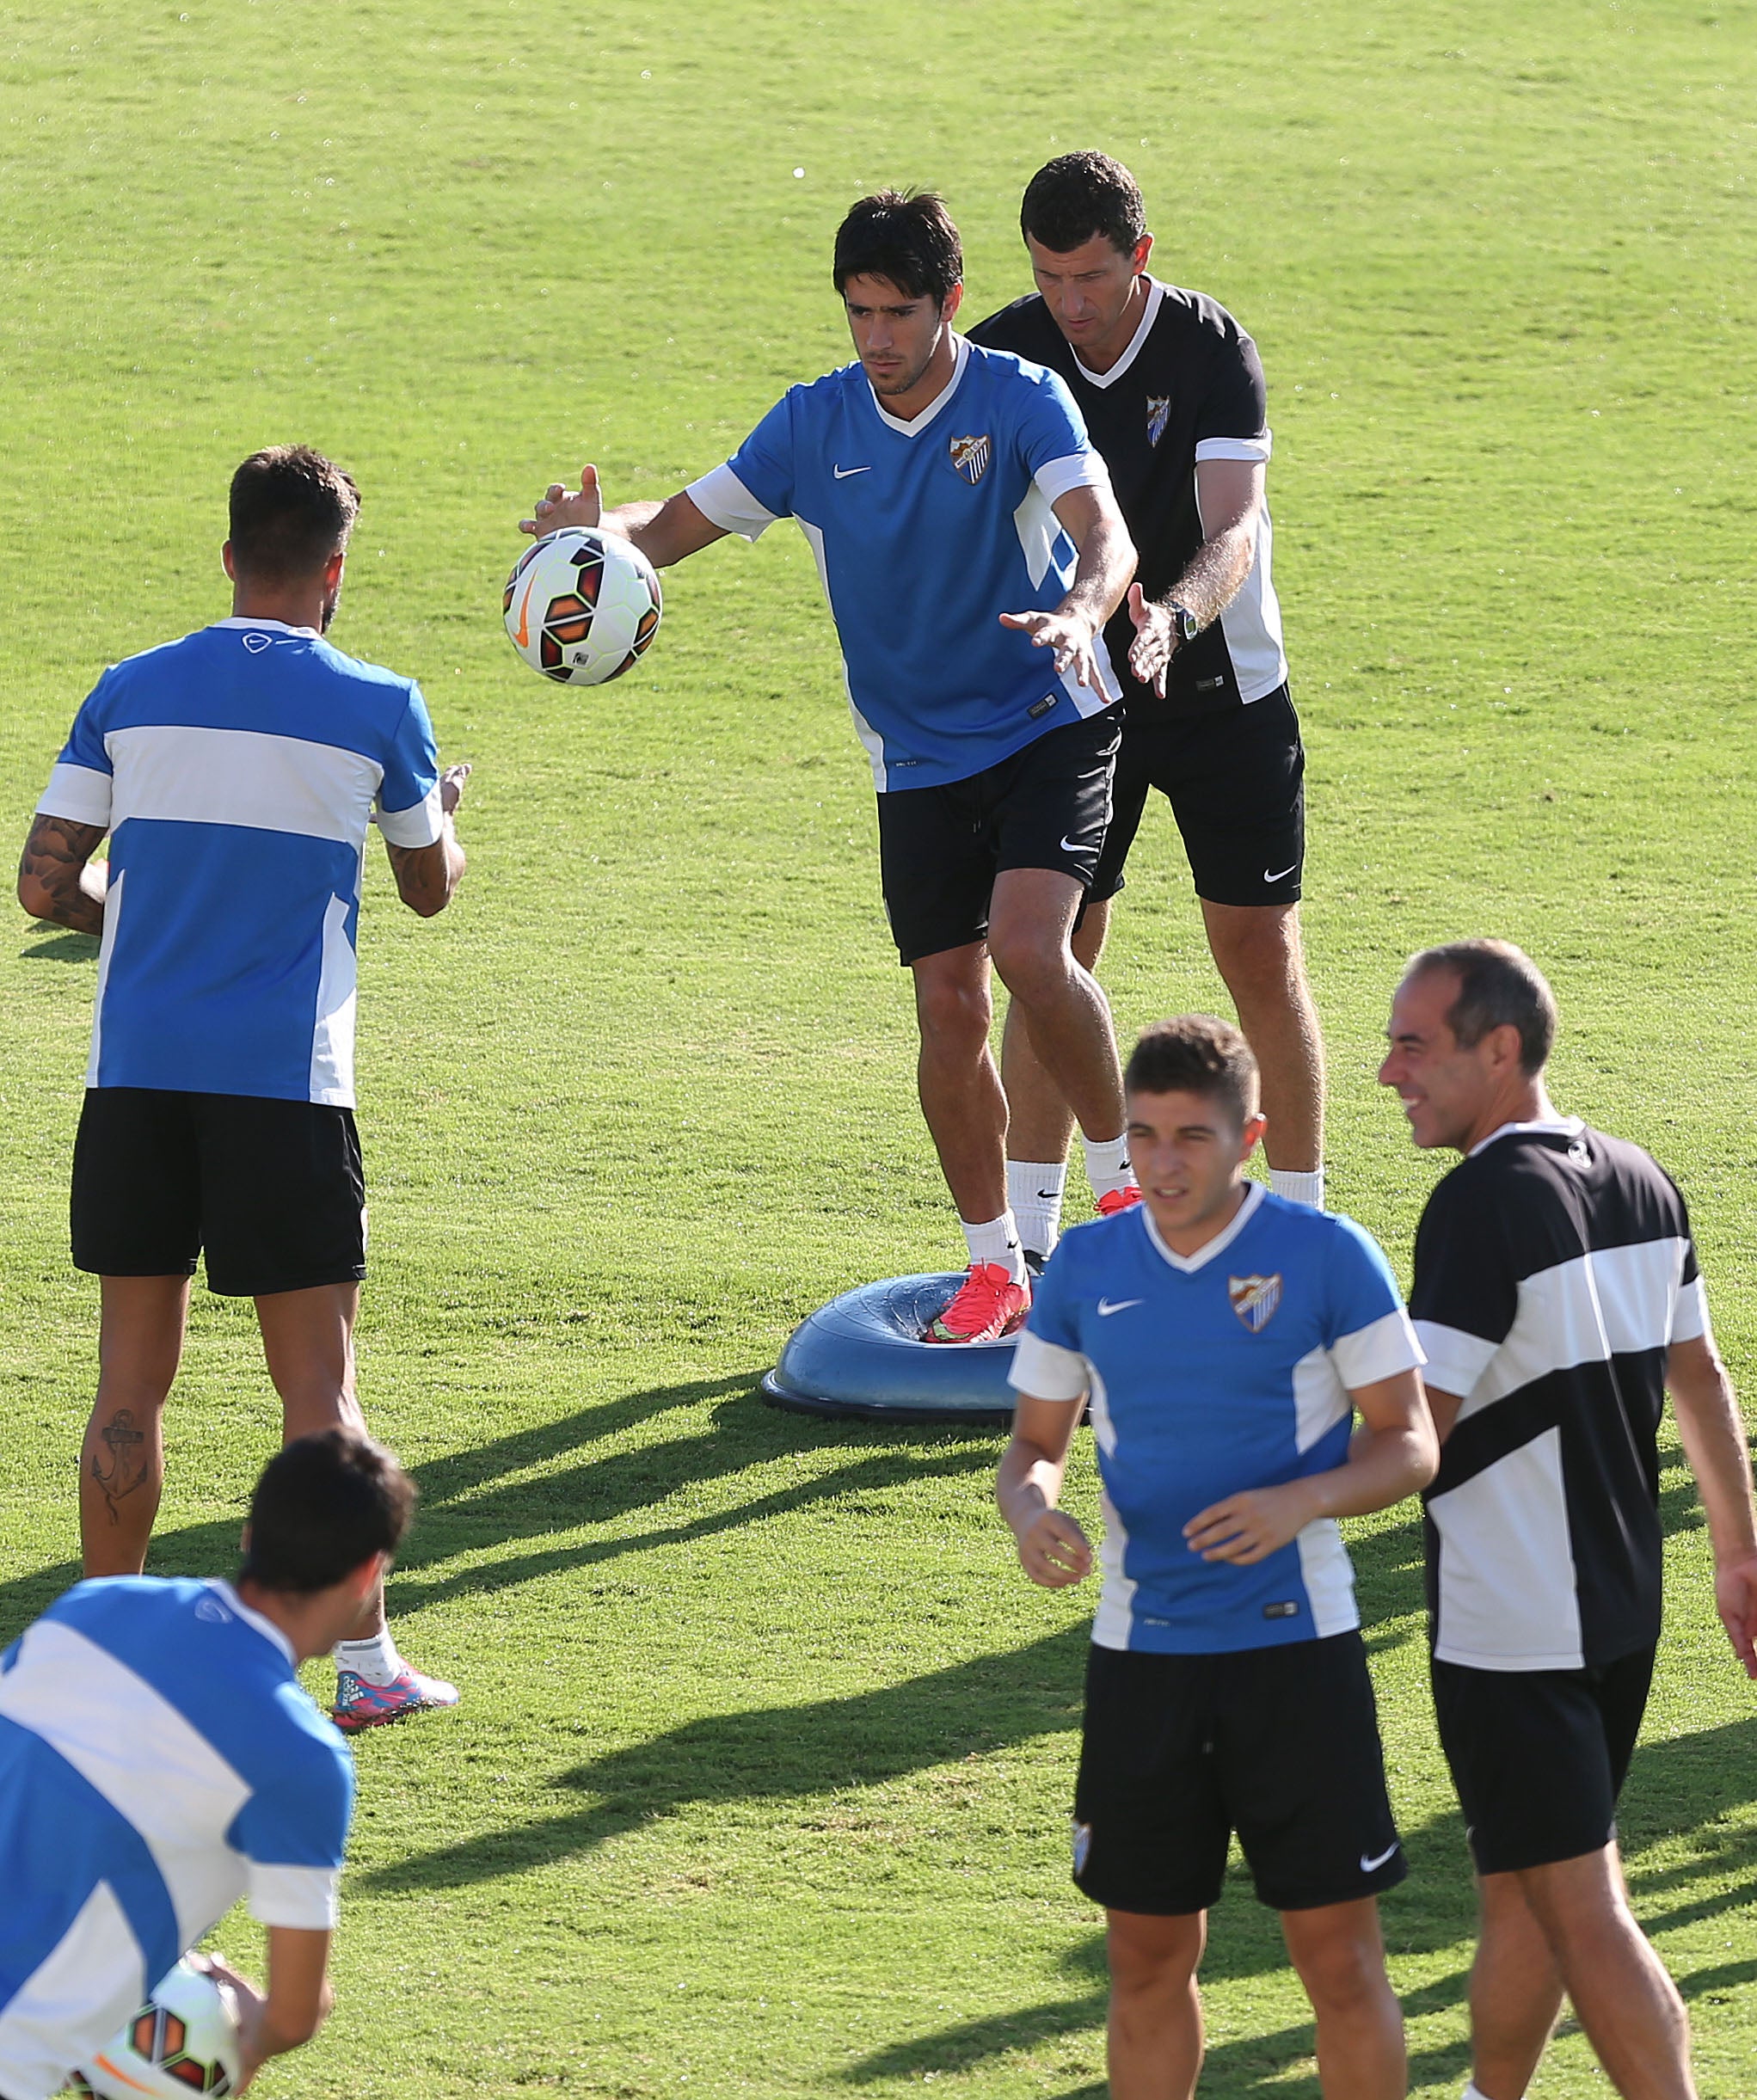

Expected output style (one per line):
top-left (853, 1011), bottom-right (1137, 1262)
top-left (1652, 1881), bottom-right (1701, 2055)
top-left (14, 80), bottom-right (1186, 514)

top-left (1380, 937), bottom-right (1757, 2100)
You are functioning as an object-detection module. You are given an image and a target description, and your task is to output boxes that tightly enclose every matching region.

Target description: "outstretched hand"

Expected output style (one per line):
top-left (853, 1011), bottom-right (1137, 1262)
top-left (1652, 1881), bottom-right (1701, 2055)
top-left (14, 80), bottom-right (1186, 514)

top-left (439, 762), bottom-right (471, 817)
top-left (519, 466), bottom-right (603, 538)
top-left (998, 607), bottom-right (1103, 689)
top-left (1714, 1553), bottom-right (1757, 1679)
top-left (1125, 582), bottom-right (1176, 698)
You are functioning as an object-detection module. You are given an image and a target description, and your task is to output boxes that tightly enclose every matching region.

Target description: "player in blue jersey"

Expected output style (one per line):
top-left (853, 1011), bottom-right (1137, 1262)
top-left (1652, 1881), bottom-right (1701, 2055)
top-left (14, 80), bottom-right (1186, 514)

top-left (998, 1016), bottom-right (1438, 2100)
top-left (16, 445), bottom-right (467, 1732)
top-left (521, 191), bottom-right (1141, 1342)
top-left (0, 1428), bottom-right (412, 2100)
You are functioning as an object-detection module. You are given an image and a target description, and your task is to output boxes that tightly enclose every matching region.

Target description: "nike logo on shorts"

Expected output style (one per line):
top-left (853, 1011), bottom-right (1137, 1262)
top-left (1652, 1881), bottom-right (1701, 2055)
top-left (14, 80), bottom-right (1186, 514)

top-left (1060, 834), bottom-right (1095, 855)
top-left (1360, 1843), bottom-right (1400, 1873)
top-left (1097, 1297), bottom-right (1142, 1317)
top-left (1264, 862), bottom-right (1299, 884)
top-left (833, 464), bottom-right (872, 479)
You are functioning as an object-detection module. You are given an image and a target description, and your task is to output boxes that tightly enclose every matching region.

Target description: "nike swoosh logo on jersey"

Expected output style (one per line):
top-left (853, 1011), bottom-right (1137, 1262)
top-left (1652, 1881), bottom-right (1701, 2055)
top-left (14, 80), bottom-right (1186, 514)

top-left (1097, 1297), bottom-right (1142, 1317)
top-left (1360, 1843), bottom-right (1399, 1873)
top-left (833, 464), bottom-right (872, 479)
top-left (1263, 863), bottom-right (1298, 884)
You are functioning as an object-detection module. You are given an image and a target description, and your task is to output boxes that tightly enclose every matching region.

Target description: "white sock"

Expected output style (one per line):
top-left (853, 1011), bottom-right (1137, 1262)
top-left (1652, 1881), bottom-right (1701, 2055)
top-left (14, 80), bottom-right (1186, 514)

top-left (1008, 1159), bottom-right (1066, 1260)
top-left (961, 1212), bottom-right (1028, 1286)
top-left (1270, 1166), bottom-right (1325, 1210)
top-left (1080, 1133), bottom-right (1134, 1201)
top-left (1463, 2084), bottom-right (1514, 2100)
top-left (335, 1630), bottom-right (402, 1687)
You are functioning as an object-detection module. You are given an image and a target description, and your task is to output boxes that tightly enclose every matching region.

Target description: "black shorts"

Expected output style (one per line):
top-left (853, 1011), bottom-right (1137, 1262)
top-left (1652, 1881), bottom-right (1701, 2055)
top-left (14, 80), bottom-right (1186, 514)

top-left (71, 1087), bottom-right (368, 1298)
top-left (1431, 1644), bottom-right (1656, 1876)
top-left (1072, 1633), bottom-right (1405, 1916)
top-left (875, 708), bottom-right (1121, 966)
top-left (1088, 685), bottom-right (1305, 910)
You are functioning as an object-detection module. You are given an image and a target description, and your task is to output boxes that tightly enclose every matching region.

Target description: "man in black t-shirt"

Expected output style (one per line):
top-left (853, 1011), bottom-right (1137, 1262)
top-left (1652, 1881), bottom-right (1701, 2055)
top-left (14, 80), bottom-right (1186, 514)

top-left (968, 153), bottom-right (1324, 1261)
top-left (1381, 938), bottom-right (1757, 2100)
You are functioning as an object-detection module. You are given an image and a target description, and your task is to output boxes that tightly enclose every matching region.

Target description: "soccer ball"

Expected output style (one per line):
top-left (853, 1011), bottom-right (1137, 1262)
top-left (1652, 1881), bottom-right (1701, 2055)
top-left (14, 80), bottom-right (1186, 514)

top-left (502, 526), bottom-right (662, 685)
top-left (77, 1958), bottom-right (243, 2097)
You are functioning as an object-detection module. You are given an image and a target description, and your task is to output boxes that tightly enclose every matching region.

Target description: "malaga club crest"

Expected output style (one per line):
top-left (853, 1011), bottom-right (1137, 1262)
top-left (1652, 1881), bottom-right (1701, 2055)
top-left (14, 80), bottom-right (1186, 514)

top-left (1146, 396), bottom-right (1171, 448)
top-left (1228, 1274), bottom-right (1283, 1333)
top-left (949, 433), bottom-right (991, 485)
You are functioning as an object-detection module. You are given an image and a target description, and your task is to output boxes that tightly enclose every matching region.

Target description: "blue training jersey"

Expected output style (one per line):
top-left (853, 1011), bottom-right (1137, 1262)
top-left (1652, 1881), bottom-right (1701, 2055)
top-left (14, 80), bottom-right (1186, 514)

top-left (0, 1577), bottom-right (353, 2100)
top-left (686, 335), bottom-right (1121, 792)
top-left (1011, 1186), bottom-right (1426, 1655)
top-left (36, 617), bottom-right (444, 1107)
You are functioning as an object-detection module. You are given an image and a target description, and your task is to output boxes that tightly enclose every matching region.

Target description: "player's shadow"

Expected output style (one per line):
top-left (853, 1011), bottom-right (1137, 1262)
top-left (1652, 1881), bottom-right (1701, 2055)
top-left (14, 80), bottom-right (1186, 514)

top-left (16, 928), bottom-right (99, 961)
top-left (359, 1619), bottom-right (1091, 1894)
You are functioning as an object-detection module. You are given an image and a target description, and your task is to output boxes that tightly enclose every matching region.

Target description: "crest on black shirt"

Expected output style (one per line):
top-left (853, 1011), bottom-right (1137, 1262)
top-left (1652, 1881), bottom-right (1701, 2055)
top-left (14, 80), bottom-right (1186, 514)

top-left (949, 433), bottom-right (991, 484)
top-left (1228, 1273), bottom-right (1282, 1332)
top-left (1146, 396), bottom-right (1171, 448)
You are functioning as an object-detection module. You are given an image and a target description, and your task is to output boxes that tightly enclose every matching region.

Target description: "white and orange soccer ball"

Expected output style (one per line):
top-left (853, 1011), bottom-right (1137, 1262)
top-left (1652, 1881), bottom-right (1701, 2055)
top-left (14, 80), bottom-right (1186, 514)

top-left (74, 1957), bottom-right (244, 2097)
top-left (502, 526), bottom-right (662, 686)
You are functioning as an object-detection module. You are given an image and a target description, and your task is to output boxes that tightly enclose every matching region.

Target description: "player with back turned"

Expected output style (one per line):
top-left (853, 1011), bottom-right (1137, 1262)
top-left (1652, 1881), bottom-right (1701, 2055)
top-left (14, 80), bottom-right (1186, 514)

top-left (969, 152), bottom-right (1326, 1264)
top-left (524, 191), bottom-right (1142, 1344)
top-left (999, 1016), bottom-right (1437, 2100)
top-left (1380, 940), bottom-right (1757, 2100)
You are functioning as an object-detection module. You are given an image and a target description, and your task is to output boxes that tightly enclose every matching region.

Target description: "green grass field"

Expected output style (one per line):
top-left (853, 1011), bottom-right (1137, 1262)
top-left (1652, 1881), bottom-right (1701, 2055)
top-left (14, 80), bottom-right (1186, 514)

top-left (3, 0), bottom-right (1756, 2091)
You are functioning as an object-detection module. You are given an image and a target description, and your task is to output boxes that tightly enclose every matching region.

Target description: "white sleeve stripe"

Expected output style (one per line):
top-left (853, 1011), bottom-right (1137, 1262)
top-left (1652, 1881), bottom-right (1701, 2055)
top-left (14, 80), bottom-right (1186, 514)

top-left (1008, 1329), bottom-right (1090, 1402)
top-left (1413, 1318), bottom-right (1500, 1398)
top-left (1034, 452), bottom-right (1111, 505)
top-left (685, 464), bottom-right (777, 542)
top-left (248, 1862), bottom-right (341, 1930)
top-left (1671, 1274), bottom-right (1711, 1345)
top-left (1194, 433), bottom-right (1273, 463)
top-left (378, 782), bottom-right (444, 848)
top-left (1330, 1306), bottom-right (1426, 1391)
top-left (37, 761), bottom-right (113, 826)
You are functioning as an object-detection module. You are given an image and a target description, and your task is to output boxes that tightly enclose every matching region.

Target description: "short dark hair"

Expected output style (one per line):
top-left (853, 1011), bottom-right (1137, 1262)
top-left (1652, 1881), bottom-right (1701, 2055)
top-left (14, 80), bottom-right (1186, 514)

top-left (1125, 1015), bottom-right (1260, 1127)
top-left (238, 1428), bottom-right (415, 1594)
top-left (832, 190), bottom-right (962, 305)
top-left (1020, 151), bottom-right (1147, 257)
top-left (229, 444), bottom-right (360, 582)
top-left (1404, 939), bottom-right (1557, 1075)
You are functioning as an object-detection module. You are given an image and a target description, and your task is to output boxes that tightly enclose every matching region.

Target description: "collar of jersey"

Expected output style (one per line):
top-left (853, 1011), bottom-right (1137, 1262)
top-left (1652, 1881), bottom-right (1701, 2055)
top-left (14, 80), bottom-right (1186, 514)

top-left (866, 331), bottom-right (970, 437)
top-left (1072, 278), bottom-right (1166, 390)
top-left (1468, 1115), bottom-right (1584, 1159)
top-left (214, 615), bottom-right (320, 638)
top-left (206, 1578), bottom-right (297, 1667)
top-left (1140, 1177), bottom-right (1266, 1273)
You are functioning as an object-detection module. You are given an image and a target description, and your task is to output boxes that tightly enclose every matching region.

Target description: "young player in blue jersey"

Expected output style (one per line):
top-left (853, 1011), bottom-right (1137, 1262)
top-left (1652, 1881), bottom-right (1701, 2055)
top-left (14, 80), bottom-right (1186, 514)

top-left (521, 191), bottom-right (1142, 1343)
top-left (0, 1428), bottom-right (412, 2100)
top-left (998, 1016), bottom-right (1438, 2100)
top-left (16, 445), bottom-right (468, 1732)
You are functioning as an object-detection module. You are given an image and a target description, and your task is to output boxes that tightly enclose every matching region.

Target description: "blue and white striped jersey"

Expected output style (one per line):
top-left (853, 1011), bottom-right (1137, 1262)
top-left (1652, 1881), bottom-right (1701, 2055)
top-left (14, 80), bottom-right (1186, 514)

top-left (1011, 1187), bottom-right (1424, 1654)
top-left (686, 336), bottom-right (1120, 792)
top-left (36, 618), bottom-right (443, 1106)
top-left (0, 1577), bottom-right (353, 2100)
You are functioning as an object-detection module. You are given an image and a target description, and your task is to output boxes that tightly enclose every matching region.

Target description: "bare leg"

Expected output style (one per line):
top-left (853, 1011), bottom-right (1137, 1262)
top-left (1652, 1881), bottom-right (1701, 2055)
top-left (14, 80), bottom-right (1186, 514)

top-left (1280, 1899), bottom-right (1406, 2099)
top-left (80, 1275), bottom-right (191, 1576)
top-left (988, 869), bottom-right (1125, 1145)
top-left (1468, 1870), bottom-right (1565, 2098)
top-left (1201, 900), bottom-right (1324, 1173)
top-left (999, 896), bottom-right (1110, 1166)
top-left (255, 1282), bottom-right (384, 1639)
top-left (908, 942), bottom-right (1008, 1223)
top-left (1105, 1908), bottom-right (1206, 2100)
top-left (1514, 1845), bottom-right (1695, 2100)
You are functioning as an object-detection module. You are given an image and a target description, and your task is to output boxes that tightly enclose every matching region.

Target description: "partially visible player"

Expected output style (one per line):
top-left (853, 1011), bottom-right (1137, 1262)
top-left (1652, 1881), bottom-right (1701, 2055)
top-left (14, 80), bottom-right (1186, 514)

top-left (521, 190), bottom-right (1140, 1343)
top-left (1381, 940), bottom-right (1757, 2100)
top-left (969, 152), bottom-right (1324, 1262)
top-left (16, 444), bottom-right (467, 1730)
top-left (0, 1428), bottom-right (413, 2100)
top-left (999, 1016), bottom-right (1435, 2100)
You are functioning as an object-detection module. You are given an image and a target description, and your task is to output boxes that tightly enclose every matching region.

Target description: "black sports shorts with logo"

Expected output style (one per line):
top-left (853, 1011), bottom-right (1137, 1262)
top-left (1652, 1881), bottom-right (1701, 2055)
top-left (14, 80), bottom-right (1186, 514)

top-left (1088, 684), bottom-right (1305, 912)
top-left (1431, 1643), bottom-right (1656, 1876)
top-left (71, 1087), bottom-right (368, 1298)
top-left (1072, 1632), bottom-right (1405, 1916)
top-left (875, 707), bottom-right (1121, 966)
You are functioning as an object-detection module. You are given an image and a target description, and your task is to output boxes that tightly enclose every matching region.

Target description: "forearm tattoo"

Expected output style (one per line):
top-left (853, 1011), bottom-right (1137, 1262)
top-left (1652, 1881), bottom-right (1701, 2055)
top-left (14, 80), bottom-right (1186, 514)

top-left (19, 815), bottom-right (108, 936)
top-left (90, 1408), bottom-right (149, 1524)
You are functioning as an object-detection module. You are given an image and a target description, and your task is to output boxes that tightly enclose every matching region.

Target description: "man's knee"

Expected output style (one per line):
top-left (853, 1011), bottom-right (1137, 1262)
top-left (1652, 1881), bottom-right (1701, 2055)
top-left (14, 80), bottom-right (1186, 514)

top-left (989, 924), bottom-right (1076, 1010)
top-left (1205, 903), bottom-right (1306, 994)
top-left (913, 962), bottom-right (992, 1053)
top-left (1107, 1910), bottom-right (1203, 1997)
top-left (1282, 1906), bottom-right (1391, 2015)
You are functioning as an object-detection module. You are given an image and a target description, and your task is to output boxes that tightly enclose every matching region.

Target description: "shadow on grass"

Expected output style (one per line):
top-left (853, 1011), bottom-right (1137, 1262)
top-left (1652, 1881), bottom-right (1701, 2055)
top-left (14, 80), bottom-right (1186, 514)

top-left (17, 929), bottom-right (99, 962)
